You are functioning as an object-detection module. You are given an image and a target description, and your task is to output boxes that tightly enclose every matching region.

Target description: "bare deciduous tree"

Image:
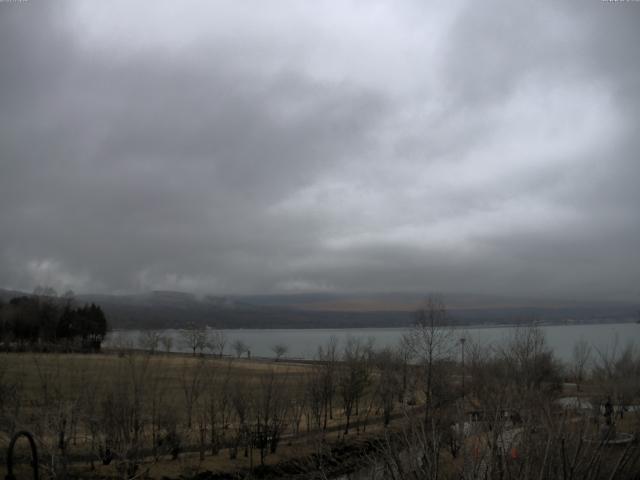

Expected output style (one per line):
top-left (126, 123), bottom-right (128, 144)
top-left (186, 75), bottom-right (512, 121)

top-left (500, 325), bottom-right (560, 394)
top-left (159, 334), bottom-right (173, 354)
top-left (138, 330), bottom-right (160, 354)
top-left (571, 338), bottom-right (592, 392)
top-left (181, 324), bottom-right (208, 356)
top-left (99, 353), bottom-right (151, 478)
top-left (232, 339), bottom-right (249, 358)
top-left (410, 295), bottom-right (454, 423)
top-left (305, 367), bottom-right (325, 431)
top-left (317, 336), bottom-right (339, 429)
top-left (250, 368), bottom-right (291, 465)
top-left (373, 348), bottom-right (400, 427)
top-left (271, 343), bottom-right (288, 361)
top-left (200, 359), bottom-right (233, 455)
top-left (180, 357), bottom-right (206, 429)
top-left (338, 337), bottom-right (371, 434)
top-left (207, 328), bottom-right (227, 358)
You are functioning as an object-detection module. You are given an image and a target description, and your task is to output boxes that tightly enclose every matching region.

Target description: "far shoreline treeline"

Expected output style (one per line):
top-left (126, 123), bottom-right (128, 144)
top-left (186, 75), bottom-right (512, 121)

top-left (1, 287), bottom-right (638, 331)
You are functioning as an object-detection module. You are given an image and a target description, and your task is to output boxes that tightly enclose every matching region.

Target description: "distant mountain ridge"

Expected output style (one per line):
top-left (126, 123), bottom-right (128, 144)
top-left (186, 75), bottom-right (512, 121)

top-left (1, 288), bottom-right (638, 329)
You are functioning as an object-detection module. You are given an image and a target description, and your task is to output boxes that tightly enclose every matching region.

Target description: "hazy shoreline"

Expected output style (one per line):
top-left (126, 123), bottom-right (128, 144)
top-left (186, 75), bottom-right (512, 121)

top-left (108, 318), bottom-right (639, 332)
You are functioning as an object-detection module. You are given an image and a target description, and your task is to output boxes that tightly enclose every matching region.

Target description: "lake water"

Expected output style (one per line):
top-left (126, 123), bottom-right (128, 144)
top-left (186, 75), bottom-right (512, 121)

top-left (105, 322), bottom-right (639, 363)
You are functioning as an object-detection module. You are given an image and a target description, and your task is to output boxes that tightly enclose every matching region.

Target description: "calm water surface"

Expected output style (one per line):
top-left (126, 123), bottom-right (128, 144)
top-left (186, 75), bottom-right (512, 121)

top-left (105, 322), bottom-right (639, 363)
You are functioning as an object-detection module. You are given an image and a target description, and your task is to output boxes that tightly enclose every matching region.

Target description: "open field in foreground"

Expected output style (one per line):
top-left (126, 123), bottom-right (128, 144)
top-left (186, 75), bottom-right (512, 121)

top-left (0, 350), bottom-right (417, 479)
top-left (2, 324), bottom-right (640, 479)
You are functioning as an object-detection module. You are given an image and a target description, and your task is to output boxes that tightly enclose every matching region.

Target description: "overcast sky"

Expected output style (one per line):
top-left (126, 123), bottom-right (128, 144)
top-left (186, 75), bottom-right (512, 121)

top-left (1, 1), bottom-right (639, 300)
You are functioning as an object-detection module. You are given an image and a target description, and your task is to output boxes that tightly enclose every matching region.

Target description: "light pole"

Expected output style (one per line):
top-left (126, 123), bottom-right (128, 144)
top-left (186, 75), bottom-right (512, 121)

top-left (460, 337), bottom-right (466, 401)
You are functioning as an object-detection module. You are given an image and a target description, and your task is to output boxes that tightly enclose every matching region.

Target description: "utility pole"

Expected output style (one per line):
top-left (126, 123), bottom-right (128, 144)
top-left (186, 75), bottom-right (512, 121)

top-left (460, 337), bottom-right (466, 401)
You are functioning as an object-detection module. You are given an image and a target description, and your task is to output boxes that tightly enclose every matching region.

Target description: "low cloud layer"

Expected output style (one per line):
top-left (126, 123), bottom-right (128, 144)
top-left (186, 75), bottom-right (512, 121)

top-left (1, 1), bottom-right (639, 300)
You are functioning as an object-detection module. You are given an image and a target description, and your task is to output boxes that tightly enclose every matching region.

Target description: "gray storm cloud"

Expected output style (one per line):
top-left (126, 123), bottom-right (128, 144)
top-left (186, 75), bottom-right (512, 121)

top-left (1, 0), bottom-right (639, 300)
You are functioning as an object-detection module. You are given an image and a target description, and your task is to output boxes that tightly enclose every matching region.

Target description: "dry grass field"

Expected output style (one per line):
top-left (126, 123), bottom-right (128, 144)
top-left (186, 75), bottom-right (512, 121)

top-left (1, 325), bottom-right (639, 480)
top-left (0, 350), bottom-right (403, 479)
